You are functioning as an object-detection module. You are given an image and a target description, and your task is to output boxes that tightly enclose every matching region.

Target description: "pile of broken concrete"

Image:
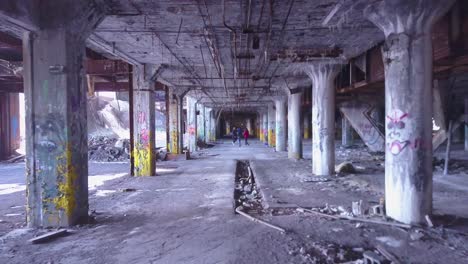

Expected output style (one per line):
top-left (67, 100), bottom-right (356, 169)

top-left (88, 136), bottom-right (130, 162)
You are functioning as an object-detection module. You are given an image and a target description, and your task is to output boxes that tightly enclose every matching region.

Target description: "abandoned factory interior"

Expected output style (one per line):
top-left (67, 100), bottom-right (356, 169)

top-left (1, 0), bottom-right (468, 263)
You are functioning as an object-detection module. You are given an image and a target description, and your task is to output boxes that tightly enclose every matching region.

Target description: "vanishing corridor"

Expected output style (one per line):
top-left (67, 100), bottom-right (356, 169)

top-left (1, 0), bottom-right (468, 263)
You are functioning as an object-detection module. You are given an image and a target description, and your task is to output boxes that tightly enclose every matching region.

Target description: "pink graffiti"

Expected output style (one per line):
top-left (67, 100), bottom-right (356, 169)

top-left (138, 111), bottom-right (146, 124)
top-left (386, 110), bottom-right (410, 155)
top-left (140, 128), bottom-right (149, 146)
top-left (389, 140), bottom-right (410, 155)
top-left (189, 126), bottom-right (196, 135)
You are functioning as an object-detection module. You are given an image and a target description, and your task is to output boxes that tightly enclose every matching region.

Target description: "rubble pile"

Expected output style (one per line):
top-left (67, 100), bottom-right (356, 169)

top-left (290, 241), bottom-right (364, 263)
top-left (234, 161), bottom-right (263, 212)
top-left (88, 136), bottom-right (130, 162)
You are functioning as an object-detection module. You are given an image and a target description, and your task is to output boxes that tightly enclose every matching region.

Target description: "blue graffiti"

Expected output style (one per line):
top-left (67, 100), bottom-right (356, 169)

top-left (11, 116), bottom-right (18, 139)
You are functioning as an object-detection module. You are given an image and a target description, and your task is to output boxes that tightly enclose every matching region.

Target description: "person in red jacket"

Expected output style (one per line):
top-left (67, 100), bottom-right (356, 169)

top-left (243, 128), bottom-right (250, 146)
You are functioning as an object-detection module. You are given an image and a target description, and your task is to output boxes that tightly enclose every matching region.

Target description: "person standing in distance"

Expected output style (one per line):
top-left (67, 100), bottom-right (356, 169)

top-left (243, 128), bottom-right (250, 146)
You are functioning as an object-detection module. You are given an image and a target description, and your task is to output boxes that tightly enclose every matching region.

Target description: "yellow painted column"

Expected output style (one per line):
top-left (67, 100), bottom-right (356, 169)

top-left (225, 120), bottom-right (230, 135)
top-left (268, 104), bottom-right (276, 147)
top-left (304, 114), bottom-right (310, 139)
top-left (168, 89), bottom-right (179, 154)
top-left (132, 65), bottom-right (156, 176)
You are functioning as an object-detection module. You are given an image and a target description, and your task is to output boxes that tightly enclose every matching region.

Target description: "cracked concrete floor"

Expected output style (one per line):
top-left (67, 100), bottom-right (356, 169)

top-left (0, 140), bottom-right (468, 263)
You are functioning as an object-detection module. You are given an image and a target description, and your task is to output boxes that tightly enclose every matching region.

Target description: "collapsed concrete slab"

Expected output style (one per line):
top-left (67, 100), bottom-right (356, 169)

top-left (339, 101), bottom-right (385, 152)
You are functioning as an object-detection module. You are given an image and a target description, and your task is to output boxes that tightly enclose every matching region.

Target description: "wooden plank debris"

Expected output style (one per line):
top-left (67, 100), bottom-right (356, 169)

top-left (236, 206), bottom-right (286, 233)
top-left (296, 206), bottom-right (412, 229)
top-left (28, 229), bottom-right (68, 244)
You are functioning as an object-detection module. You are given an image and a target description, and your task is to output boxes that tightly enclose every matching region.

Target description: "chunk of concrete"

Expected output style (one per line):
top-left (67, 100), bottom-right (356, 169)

top-left (335, 162), bottom-right (356, 174)
top-left (363, 251), bottom-right (385, 264)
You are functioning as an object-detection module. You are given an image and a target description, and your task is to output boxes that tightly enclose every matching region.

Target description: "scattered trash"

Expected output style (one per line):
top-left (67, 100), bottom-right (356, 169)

top-left (302, 176), bottom-right (331, 183)
top-left (410, 230), bottom-right (425, 241)
top-left (297, 241), bottom-right (364, 263)
top-left (425, 215), bottom-right (434, 227)
top-left (376, 236), bottom-right (403, 248)
top-left (29, 229), bottom-right (69, 244)
top-left (376, 245), bottom-right (401, 264)
top-left (352, 200), bottom-right (363, 216)
top-left (363, 250), bottom-right (385, 264)
top-left (296, 204), bottom-right (412, 229)
top-left (370, 204), bottom-right (384, 216)
top-left (234, 161), bottom-right (262, 212)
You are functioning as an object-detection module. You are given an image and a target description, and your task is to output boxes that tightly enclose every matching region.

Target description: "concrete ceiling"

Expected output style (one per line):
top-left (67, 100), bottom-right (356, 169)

top-left (90, 0), bottom-right (384, 107)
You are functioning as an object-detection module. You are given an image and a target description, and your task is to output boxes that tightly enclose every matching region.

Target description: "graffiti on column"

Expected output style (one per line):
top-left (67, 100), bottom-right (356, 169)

top-left (189, 126), bottom-right (196, 135)
top-left (35, 113), bottom-right (65, 152)
top-left (387, 109), bottom-right (410, 155)
top-left (137, 111), bottom-right (149, 146)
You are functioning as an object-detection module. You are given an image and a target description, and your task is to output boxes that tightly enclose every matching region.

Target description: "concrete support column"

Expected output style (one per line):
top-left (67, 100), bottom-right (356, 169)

top-left (187, 96), bottom-right (197, 153)
top-left (341, 116), bottom-right (353, 147)
top-left (197, 104), bottom-right (205, 143)
top-left (256, 115), bottom-right (260, 138)
top-left (263, 112), bottom-right (268, 144)
top-left (177, 95), bottom-right (184, 152)
top-left (305, 64), bottom-right (340, 176)
top-left (288, 92), bottom-right (303, 159)
top-left (465, 98), bottom-right (468, 151)
top-left (168, 89), bottom-right (179, 154)
top-left (267, 104), bottom-right (276, 147)
top-left (366, 0), bottom-right (455, 224)
top-left (132, 65), bottom-right (156, 177)
top-left (225, 120), bottom-right (230, 136)
top-left (257, 113), bottom-right (265, 142)
top-left (303, 114), bottom-right (310, 139)
top-left (205, 107), bottom-right (212, 143)
top-left (246, 118), bottom-right (252, 134)
top-left (23, 9), bottom-right (103, 227)
top-left (275, 99), bottom-right (287, 151)
top-left (210, 110), bottom-right (216, 141)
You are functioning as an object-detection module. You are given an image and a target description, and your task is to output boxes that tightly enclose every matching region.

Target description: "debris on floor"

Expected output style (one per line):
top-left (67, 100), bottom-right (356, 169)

top-left (296, 203), bottom-right (412, 229)
top-left (235, 206), bottom-right (286, 233)
top-left (234, 161), bottom-right (263, 212)
top-left (88, 136), bottom-right (130, 161)
top-left (28, 229), bottom-right (69, 244)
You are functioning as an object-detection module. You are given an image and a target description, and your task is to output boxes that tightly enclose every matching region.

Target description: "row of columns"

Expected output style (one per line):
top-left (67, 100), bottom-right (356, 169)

top-left (22, 13), bottom-right (215, 226)
top-left (186, 97), bottom-right (217, 153)
top-left (21, 0), bottom-right (456, 228)
top-left (259, 0), bottom-right (456, 225)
